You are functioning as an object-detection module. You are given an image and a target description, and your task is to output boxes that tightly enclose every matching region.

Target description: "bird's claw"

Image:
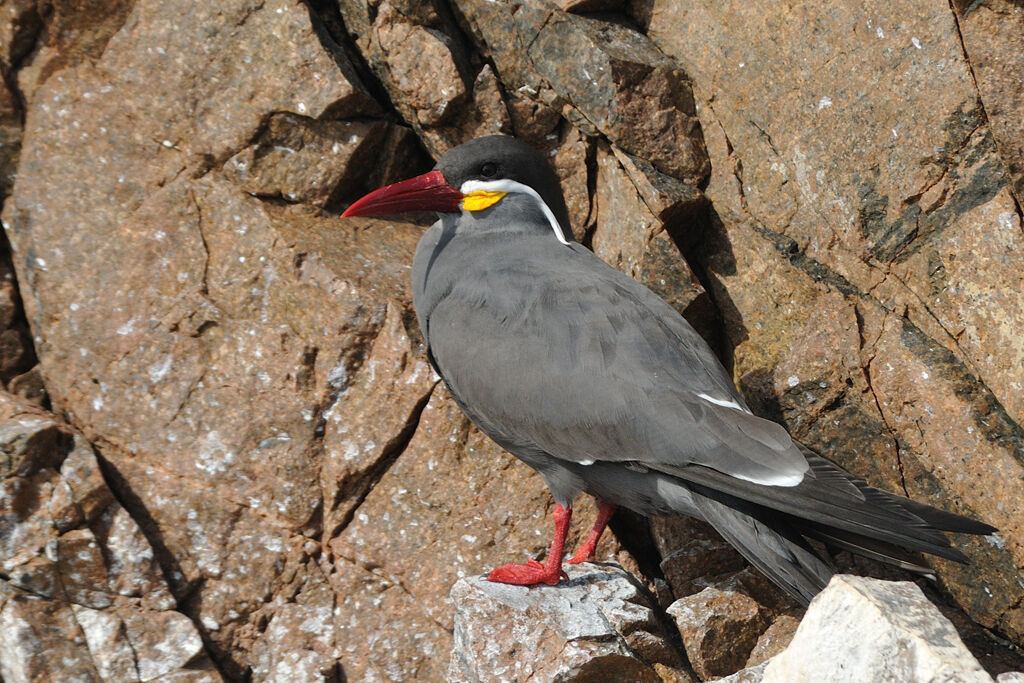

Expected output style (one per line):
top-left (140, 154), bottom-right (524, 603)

top-left (565, 549), bottom-right (593, 565)
top-left (487, 559), bottom-right (566, 585)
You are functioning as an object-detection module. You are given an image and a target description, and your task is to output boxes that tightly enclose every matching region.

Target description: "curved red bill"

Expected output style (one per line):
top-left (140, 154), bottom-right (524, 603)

top-left (342, 170), bottom-right (464, 217)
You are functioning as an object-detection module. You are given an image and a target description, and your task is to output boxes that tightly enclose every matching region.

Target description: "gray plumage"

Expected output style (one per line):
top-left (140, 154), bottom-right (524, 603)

top-left (358, 135), bottom-right (994, 604)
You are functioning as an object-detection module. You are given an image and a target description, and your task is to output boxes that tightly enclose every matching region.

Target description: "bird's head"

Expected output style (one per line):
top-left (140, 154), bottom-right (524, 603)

top-left (342, 135), bottom-right (573, 244)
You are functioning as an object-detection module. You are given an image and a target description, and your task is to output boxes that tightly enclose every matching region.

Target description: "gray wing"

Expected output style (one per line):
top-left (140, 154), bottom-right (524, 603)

top-left (422, 239), bottom-right (808, 486)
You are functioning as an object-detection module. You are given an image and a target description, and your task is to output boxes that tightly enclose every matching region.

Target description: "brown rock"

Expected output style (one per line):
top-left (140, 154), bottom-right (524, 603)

top-left (223, 114), bottom-right (424, 208)
top-left (122, 608), bottom-right (211, 680)
top-left (226, 538), bottom-right (341, 681)
top-left (649, 517), bottom-right (800, 616)
top-left (0, 585), bottom-right (102, 681)
top-left (3, 15), bottom-right (644, 666)
top-left (12, 0), bottom-right (135, 103)
top-left (372, 1), bottom-right (467, 128)
top-left (449, 563), bottom-right (691, 683)
top-left (646, 0), bottom-right (1024, 428)
top-left (745, 613), bottom-right (800, 668)
top-left (0, 0), bottom-right (41, 72)
top-left (0, 390), bottom-right (73, 476)
top-left (2, 0), bottom-right (401, 673)
top-left (667, 586), bottom-right (770, 681)
top-left (860, 307), bottom-right (1024, 641)
top-left (952, 0), bottom-right (1024, 204)
top-left (0, 395), bottom-right (217, 680)
top-left (658, 534), bottom-right (747, 599)
top-left (56, 527), bottom-right (114, 608)
top-left (0, 326), bottom-right (29, 380)
top-left (0, 78), bottom-right (20, 196)
top-left (70, 604), bottom-right (141, 681)
top-left (550, 124), bottom-right (595, 239)
top-left (592, 140), bottom-right (712, 329)
top-left (249, 599), bottom-right (337, 681)
top-left (455, 1), bottom-right (710, 182)
top-left (319, 300), bottom-right (438, 541)
top-left (6, 365), bottom-right (45, 405)
top-left (646, 0), bottom-right (1024, 644)
top-left (505, 90), bottom-right (564, 146)
top-left (1, 253), bottom-right (18, 327)
top-left (554, 0), bottom-right (626, 11)
top-left (0, 239), bottom-right (33, 384)
top-left (342, 0), bottom-right (509, 156)
top-left (610, 145), bottom-right (707, 239)
top-left (716, 568), bottom-right (801, 618)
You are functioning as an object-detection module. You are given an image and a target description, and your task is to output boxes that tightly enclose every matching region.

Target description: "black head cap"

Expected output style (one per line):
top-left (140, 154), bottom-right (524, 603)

top-left (435, 136), bottom-right (573, 238)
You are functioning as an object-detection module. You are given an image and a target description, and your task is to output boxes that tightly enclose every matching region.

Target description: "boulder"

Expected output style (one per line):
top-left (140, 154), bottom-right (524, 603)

top-left (449, 562), bottom-right (692, 682)
top-left (762, 575), bottom-right (993, 682)
top-left (667, 586), bottom-right (769, 680)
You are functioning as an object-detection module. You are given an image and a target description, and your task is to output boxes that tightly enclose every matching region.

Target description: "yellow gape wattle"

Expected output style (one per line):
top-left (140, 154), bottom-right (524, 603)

top-left (460, 190), bottom-right (506, 212)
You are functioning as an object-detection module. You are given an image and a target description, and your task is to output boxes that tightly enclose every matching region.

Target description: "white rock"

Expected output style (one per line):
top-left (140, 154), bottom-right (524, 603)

top-left (448, 562), bottom-right (682, 682)
top-left (762, 575), bottom-right (992, 683)
top-left (71, 605), bottom-right (138, 681)
top-left (712, 660), bottom-right (769, 682)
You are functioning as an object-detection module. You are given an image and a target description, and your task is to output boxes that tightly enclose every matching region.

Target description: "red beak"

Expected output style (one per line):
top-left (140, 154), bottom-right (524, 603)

top-left (342, 170), bottom-right (464, 217)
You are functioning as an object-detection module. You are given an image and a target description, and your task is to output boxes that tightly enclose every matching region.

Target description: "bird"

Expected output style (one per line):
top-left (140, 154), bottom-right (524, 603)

top-left (342, 135), bottom-right (996, 604)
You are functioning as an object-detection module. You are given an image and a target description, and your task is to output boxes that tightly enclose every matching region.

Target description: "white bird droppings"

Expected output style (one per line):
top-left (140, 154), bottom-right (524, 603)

top-left (148, 355), bottom-right (173, 383)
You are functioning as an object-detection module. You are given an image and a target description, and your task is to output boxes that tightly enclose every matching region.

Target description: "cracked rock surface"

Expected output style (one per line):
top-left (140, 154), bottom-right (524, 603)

top-left (0, 0), bottom-right (1022, 680)
top-left (0, 391), bottom-right (220, 681)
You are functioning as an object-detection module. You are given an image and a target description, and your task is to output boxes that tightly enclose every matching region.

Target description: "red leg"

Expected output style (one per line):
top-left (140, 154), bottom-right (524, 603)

top-left (488, 503), bottom-right (571, 586)
top-left (567, 501), bottom-right (616, 564)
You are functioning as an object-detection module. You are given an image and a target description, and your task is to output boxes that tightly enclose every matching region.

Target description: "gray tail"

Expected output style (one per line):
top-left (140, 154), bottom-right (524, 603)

top-left (690, 489), bottom-right (833, 605)
top-left (688, 485), bottom-right (957, 605)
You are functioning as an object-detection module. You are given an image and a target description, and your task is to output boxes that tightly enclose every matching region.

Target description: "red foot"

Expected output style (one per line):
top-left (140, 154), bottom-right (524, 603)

top-left (487, 503), bottom-right (572, 587)
top-left (567, 501), bottom-right (616, 565)
top-left (488, 559), bottom-right (567, 586)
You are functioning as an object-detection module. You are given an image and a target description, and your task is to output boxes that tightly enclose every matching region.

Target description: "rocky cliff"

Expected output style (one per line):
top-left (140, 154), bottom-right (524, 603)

top-left (0, 0), bottom-right (1022, 680)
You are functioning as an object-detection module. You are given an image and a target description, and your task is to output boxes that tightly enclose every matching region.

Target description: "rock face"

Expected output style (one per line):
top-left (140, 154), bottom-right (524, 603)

top-left (0, 0), bottom-right (1021, 680)
top-left (0, 392), bottom-right (221, 681)
top-left (641, 0), bottom-right (1024, 642)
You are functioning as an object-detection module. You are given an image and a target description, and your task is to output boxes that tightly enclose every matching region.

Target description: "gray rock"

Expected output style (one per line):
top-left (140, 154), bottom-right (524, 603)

top-left (448, 562), bottom-right (691, 682)
top-left (762, 575), bottom-right (992, 682)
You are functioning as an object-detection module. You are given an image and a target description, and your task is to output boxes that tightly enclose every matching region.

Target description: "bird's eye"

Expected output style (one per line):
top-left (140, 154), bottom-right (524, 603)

top-left (479, 162), bottom-right (498, 178)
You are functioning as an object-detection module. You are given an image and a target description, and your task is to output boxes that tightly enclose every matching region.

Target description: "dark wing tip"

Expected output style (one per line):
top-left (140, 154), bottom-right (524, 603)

top-left (894, 496), bottom-right (998, 535)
